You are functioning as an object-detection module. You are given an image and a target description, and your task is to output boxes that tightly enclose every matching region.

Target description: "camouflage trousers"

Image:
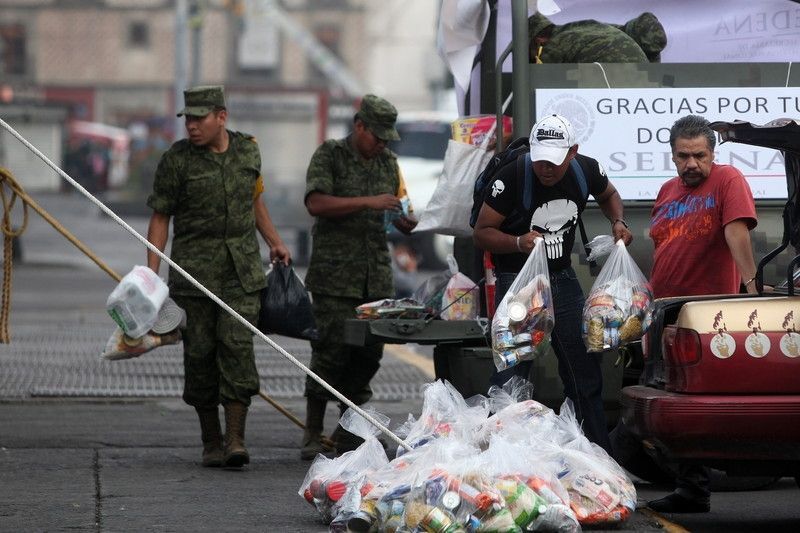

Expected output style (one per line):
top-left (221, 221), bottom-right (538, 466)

top-left (173, 286), bottom-right (261, 408)
top-left (305, 294), bottom-right (384, 405)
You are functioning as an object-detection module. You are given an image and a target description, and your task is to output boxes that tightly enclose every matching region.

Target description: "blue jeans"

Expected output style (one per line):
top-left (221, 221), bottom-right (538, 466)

top-left (492, 267), bottom-right (611, 452)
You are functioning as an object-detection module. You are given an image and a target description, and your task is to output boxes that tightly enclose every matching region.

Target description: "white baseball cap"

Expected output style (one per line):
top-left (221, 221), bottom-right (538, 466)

top-left (529, 114), bottom-right (576, 165)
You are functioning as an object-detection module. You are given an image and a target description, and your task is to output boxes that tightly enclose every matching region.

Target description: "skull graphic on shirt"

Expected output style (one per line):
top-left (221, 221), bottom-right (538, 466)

top-left (529, 199), bottom-right (578, 259)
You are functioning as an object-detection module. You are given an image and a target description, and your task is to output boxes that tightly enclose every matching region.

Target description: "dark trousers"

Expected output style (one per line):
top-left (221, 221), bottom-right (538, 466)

top-left (305, 294), bottom-right (384, 405)
top-left (676, 465), bottom-right (711, 502)
top-left (491, 267), bottom-right (612, 453)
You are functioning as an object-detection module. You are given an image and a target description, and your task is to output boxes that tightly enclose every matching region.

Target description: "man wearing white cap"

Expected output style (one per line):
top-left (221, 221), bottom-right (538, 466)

top-left (473, 114), bottom-right (632, 452)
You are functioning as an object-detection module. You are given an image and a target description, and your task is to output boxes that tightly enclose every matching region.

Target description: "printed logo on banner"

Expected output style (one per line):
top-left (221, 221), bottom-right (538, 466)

top-left (539, 93), bottom-right (595, 145)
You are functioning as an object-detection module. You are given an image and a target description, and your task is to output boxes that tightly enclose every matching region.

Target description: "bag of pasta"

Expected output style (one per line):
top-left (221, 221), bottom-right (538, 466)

top-left (582, 240), bottom-right (653, 352)
top-left (491, 237), bottom-right (554, 371)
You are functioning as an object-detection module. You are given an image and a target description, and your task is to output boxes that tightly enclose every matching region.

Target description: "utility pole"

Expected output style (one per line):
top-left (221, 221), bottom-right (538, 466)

top-left (174, 0), bottom-right (189, 141)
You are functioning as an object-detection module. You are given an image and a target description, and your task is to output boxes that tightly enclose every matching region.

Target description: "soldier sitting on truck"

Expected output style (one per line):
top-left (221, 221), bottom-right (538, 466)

top-left (528, 11), bottom-right (667, 64)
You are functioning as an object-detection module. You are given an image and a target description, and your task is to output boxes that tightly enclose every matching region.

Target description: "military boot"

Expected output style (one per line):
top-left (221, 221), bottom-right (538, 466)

top-left (300, 398), bottom-right (332, 460)
top-left (195, 406), bottom-right (223, 467)
top-left (222, 401), bottom-right (250, 467)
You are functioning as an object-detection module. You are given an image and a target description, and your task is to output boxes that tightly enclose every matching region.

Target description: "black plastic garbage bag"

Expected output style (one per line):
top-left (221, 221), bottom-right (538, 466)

top-left (258, 262), bottom-right (319, 341)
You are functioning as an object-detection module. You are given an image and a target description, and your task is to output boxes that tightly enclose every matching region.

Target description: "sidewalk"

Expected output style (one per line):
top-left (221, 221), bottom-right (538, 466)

top-left (0, 262), bottom-right (428, 532)
top-left (0, 195), bottom-right (670, 532)
top-left (0, 397), bottom-right (421, 533)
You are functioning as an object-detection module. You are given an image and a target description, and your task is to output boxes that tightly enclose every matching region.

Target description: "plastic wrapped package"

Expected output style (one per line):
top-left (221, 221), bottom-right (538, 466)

top-left (440, 255), bottom-right (479, 321)
top-left (299, 408), bottom-right (391, 524)
top-left (491, 238), bottom-right (554, 371)
top-left (355, 298), bottom-right (427, 320)
top-left (101, 327), bottom-right (181, 360)
top-left (582, 240), bottom-right (653, 352)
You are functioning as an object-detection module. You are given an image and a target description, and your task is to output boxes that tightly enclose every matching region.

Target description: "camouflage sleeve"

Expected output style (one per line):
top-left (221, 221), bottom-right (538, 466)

top-left (146, 151), bottom-right (180, 215)
top-left (305, 142), bottom-right (335, 198)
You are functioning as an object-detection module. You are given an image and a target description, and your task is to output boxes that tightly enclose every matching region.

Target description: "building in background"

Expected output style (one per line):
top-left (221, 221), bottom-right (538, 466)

top-left (0, 0), bottom-right (449, 200)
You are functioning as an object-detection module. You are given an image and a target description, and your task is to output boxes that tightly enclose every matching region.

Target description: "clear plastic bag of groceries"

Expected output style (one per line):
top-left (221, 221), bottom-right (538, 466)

top-left (483, 435), bottom-right (580, 533)
top-left (541, 400), bottom-right (637, 527)
top-left (491, 237), bottom-right (554, 371)
top-left (298, 407), bottom-right (390, 524)
top-left (400, 450), bottom-right (505, 533)
top-left (440, 255), bottom-right (479, 321)
top-left (394, 379), bottom-right (488, 457)
top-left (582, 239), bottom-right (654, 352)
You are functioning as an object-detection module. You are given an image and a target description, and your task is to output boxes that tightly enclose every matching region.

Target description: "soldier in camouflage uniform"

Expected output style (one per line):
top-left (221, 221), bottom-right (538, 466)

top-left (528, 11), bottom-right (667, 64)
top-left (146, 86), bottom-right (290, 468)
top-left (301, 95), bottom-right (417, 460)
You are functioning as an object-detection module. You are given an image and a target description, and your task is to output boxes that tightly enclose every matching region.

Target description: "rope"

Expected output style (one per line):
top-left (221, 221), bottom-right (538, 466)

top-left (0, 167), bottom-right (29, 343)
top-left (0, 118), bottom-right (411, 452)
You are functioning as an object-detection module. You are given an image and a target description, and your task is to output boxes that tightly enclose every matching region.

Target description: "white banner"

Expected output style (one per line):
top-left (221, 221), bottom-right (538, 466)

top-left (499, 0), bottom-right (800, 66)
top-left (536, 87), bottom-right (797, 200)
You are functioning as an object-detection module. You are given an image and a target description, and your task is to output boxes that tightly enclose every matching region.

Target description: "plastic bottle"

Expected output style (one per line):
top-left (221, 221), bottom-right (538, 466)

top-left (106, 266), bottom-right (169, 339)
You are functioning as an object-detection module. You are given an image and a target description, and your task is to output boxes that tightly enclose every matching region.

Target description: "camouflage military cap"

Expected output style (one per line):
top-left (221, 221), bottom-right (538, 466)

top-left (177, 85), bottom-right (226, 117)
top-left (356, 94), bottom-right (400, 141)
top-left (528, 12), bottom-right (555, 38)
top-left (622, 12), bottom-right (667, 62)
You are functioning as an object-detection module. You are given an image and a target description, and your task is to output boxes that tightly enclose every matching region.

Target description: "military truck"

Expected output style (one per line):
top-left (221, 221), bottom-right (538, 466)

top-left (347, 2), bottom-right (799, 431)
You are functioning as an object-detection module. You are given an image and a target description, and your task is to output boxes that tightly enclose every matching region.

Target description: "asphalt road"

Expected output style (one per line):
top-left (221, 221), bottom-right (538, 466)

top-left (1, 192), bottom-right (799, 532)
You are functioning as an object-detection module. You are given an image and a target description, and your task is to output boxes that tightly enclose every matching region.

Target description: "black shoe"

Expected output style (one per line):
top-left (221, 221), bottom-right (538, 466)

top-left (647, 492), bottom-right (710, 513)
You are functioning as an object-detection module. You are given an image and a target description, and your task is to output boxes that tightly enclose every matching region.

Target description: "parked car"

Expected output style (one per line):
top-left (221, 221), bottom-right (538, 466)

top-left (621, 118), bottom-right (800, 487)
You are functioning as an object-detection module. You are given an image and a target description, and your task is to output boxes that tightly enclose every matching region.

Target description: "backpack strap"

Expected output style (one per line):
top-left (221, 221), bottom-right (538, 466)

top-left (569, 158), bottom-right (589, 203)
top-left (521, 153), bottom-right (533, 212)
top-left (569, 158), bottom-right (599, 276)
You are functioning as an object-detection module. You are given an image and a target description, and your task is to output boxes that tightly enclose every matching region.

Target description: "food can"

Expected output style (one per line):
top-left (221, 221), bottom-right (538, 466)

top-left (507, 301), bottom-right (528, 324)
top-left (515, 345), bottom-right (535, 358)
top-left (421, 507), bottom-right (454, 532)
top-left (494, 329), bottom-right (515, 349)
top-left (441, 491), bottom-right (461, 511)
top-left (499, 350), bottom-right (519, 368)
top-left (512, 333), bottom-right (532, 345)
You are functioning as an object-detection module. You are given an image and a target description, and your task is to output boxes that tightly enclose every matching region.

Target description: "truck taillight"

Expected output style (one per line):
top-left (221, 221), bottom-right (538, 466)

top-left (662, 326), bottom-right (702, 366)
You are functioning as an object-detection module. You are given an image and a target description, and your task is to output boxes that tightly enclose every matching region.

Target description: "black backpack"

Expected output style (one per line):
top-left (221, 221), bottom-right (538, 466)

top-left (469, 137), bottom-right (531, 229)
top-left (469, 137), bottom-right (598, 273)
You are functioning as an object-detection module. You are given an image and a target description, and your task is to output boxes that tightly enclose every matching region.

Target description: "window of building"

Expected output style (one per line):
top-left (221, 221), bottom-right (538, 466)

top-left (0, 23), bottom-right (26, 76)
top-left (128, 21), bottom-right (150, 48)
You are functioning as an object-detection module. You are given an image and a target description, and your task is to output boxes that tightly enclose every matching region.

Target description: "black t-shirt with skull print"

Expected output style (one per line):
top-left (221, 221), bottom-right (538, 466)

top-left (483, 153), bottom-right (609, 274)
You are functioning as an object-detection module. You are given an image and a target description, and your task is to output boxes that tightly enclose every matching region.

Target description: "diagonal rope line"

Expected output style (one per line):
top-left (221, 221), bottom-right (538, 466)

top-left (0, 118), bottom-right (411, 452)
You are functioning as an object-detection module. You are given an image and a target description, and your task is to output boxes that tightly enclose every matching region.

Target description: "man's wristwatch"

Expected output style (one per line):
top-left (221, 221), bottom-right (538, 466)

top-left (613, 218), bottom-right (629, 228)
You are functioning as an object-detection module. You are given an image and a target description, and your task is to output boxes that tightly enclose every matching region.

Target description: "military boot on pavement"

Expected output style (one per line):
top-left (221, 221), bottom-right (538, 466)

top-left (195, 406), bottom-right (223, 467)
top-left (222, 401), bottom-right (250, 467)
top-left (301, 398), bottom-right (333, 460)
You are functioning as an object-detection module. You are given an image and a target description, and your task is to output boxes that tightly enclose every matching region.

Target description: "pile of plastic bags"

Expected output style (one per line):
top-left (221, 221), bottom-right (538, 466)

top-left (491, 238), bottom-right (554, 371)
top-left (582, 239), bottom-right (653, 352)
top-left (299, 378), bottom-right (636, 532)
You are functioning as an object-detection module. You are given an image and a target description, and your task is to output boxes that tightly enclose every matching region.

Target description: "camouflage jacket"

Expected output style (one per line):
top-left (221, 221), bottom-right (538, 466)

top-left (541, 20), bottom-right (648, 63)
top-left (304, 136), bottom-right (399, 299)
top-left (147, 130), bottom-right (267, 296)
